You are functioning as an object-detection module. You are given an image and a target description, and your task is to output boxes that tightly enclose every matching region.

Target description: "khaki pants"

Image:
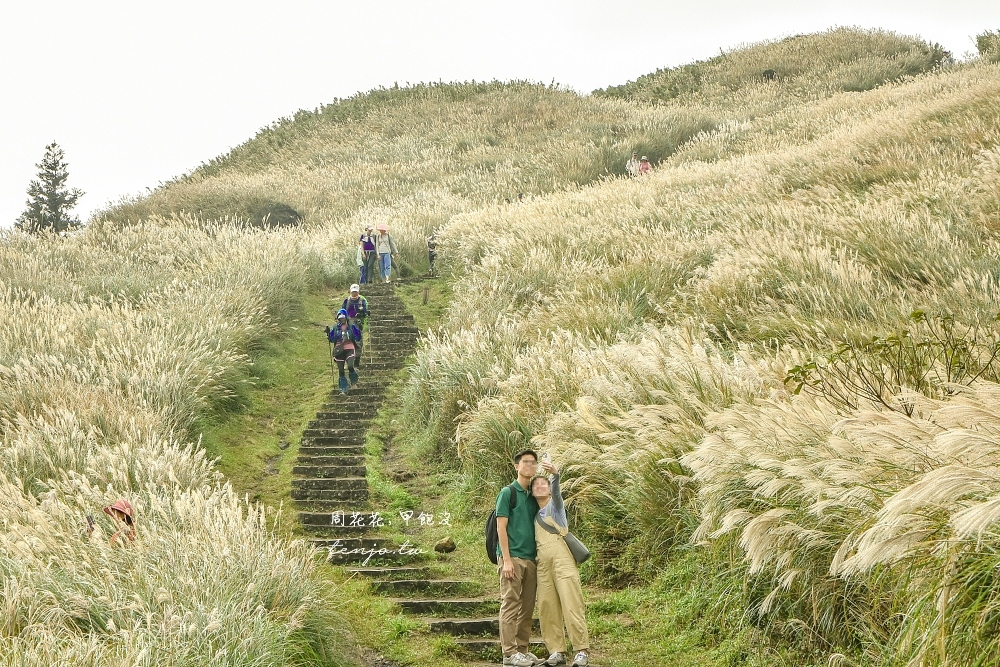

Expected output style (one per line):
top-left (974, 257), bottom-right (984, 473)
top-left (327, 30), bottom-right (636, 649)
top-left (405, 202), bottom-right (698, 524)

top-left (499, 556), bottom-right (537, 656)
top-left (536, 528), bottom-right (589, 654)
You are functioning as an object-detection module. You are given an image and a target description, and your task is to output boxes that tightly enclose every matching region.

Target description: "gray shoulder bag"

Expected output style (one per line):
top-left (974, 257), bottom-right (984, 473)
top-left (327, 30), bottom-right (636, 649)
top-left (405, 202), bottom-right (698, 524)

top-left (536, 517), bottom-right (591, 564)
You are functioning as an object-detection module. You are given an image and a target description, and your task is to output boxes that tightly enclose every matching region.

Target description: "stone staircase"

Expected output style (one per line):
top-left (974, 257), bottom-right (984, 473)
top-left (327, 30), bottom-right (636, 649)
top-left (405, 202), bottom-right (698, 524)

top-left (294, 281), bottom-right (416, 563)
top-left (295, 281), bottom-right (543, 664)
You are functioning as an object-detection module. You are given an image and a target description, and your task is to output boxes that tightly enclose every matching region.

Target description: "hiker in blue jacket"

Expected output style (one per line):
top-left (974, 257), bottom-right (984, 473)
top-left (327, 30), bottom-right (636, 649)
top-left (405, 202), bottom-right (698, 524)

top-left (341, 284), bottom-right (370, 368)
top-left (325, 309), bottom-right (361, 394)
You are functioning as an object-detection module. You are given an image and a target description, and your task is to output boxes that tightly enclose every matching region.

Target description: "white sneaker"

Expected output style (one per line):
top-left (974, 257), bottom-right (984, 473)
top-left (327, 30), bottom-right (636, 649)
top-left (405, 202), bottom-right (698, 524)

top-left (546, 652), bottom-right (566, 665)
top-left (571, 652), bottom-right (589, 667)
top-left (503, 653), bottom-right (535, 667)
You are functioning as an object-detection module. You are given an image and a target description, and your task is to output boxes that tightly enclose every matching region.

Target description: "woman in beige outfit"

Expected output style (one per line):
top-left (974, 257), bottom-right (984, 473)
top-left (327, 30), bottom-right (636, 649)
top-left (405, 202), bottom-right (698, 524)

top-left (532, 461), bottom-right (590, 667)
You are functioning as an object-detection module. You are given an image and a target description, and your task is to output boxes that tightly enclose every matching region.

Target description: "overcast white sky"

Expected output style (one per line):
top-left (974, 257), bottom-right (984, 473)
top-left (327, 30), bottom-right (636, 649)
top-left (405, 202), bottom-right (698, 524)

top-left (1, 1), bottom-right (997, 225)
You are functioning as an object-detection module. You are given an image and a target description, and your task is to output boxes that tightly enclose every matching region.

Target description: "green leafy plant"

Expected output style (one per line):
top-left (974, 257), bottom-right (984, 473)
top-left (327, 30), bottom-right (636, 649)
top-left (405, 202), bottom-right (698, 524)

top-left (786, 312), bottom-right (1000, 416)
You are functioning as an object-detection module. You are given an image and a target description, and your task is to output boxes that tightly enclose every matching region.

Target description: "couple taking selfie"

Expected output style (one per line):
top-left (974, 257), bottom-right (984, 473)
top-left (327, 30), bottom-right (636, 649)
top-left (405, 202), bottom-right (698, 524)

top-left (493, 449), bottom-right (590, 667)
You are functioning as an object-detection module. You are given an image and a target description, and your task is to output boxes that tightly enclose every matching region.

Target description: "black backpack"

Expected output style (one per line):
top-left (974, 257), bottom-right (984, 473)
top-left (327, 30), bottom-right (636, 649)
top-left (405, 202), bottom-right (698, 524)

top-left (485, 483), bottom-right (519, 564)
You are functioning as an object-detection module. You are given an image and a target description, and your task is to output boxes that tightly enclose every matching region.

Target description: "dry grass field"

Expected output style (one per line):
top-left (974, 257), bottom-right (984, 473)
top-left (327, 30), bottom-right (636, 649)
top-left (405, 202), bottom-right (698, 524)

top-left (3, 27), bottom-right (999, 666)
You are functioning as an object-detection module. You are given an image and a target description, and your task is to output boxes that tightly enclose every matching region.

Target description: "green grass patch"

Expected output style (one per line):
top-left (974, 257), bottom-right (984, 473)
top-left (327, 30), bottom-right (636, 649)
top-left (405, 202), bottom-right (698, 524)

top-left (394, 277), bottom-right (452, 332)
top-left (197, 289), bottom-right (343, 518)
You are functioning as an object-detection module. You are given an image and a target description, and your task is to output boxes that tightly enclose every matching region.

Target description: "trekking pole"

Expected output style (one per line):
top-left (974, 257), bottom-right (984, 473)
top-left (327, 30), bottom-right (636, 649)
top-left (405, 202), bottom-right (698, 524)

top-left (327, 339), bottom-right (336, 381)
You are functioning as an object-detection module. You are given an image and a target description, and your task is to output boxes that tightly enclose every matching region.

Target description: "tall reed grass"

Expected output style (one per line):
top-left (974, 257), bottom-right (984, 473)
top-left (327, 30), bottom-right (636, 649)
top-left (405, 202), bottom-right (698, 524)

top-left (400, 43), bottom-right (1000, 663)
top-left (7, 26), bottom-right (995, 665)
top-left (0, 220), bottom-right (353, 665)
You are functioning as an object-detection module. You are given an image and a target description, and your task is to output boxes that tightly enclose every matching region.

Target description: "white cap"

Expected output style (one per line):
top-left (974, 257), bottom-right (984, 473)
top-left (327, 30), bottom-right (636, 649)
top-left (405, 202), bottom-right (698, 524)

top-left (349, 284), bottom-right (360, 292)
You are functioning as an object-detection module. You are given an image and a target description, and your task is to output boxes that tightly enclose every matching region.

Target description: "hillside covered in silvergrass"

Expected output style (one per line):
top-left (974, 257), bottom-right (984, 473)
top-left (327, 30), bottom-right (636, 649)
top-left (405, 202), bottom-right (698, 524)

top-left (4, 25), bottom-right (999, 666)
top-left (402, 29), bottom-right (1000, 666)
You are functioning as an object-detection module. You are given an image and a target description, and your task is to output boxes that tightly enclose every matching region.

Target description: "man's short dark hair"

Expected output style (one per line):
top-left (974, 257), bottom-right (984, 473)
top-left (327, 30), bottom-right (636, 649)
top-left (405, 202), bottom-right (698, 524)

top-left (514, 449), bottom-right (538, 464)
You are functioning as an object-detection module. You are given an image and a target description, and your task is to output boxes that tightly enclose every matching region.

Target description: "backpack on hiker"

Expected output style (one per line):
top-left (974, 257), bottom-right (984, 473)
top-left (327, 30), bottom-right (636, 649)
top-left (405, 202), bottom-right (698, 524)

top-left (485, 482), bottom-right (519, 565)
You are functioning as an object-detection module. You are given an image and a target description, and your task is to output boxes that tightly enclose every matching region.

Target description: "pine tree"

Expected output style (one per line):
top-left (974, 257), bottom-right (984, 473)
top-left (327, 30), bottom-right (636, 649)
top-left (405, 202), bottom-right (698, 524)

top-left (16, 142), bottom-right (84, 234)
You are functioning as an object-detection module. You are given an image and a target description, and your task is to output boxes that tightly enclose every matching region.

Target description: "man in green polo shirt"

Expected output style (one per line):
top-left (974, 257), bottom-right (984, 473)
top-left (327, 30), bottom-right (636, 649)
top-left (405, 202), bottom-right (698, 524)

top-left (496, 449), bottom-right (542, 667)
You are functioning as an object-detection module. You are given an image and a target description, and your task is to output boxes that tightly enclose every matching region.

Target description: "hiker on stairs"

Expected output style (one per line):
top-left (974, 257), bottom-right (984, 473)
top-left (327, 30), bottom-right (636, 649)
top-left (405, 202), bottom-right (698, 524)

top-left (375, 223), bottom-right (398, 283)
top-left (360, 226), bottom-right (377, 284)
top-left (326, 309), bottom-right (361, 394)
top-left (342, 284), bottom-right (369, 367)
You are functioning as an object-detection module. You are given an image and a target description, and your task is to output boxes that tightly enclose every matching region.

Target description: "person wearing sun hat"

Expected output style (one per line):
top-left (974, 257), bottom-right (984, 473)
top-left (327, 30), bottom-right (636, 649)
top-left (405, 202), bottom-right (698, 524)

top-left (639, 156), bottom-right (651, 175)
top-left (102, 499), bottom-right (137, 546)
top-left (374, 223), bottom-right (398, 283)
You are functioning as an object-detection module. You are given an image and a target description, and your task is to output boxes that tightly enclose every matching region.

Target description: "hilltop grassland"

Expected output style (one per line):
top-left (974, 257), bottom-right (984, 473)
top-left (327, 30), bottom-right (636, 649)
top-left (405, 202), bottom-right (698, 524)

top-left (1, 25), bottom-right (990, 667)
top-left (404, 41), bottom-right (1000, 667)
top-left (98, 81), bottom-right (717, 272)
top-left (597, 27), bottom-right (949, 102)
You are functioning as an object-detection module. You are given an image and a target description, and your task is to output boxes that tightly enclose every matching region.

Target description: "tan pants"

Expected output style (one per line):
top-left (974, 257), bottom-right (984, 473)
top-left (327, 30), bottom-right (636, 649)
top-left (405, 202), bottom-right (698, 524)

top-left (536, 528), bottom-right (589, 654)
top-left (498, 556), bottom-right (537, 656)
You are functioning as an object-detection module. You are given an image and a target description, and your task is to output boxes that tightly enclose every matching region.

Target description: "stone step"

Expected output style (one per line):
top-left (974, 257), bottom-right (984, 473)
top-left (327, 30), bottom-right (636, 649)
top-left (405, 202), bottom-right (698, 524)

top-left (298, 510), bottom-right (384, 526)
top-left (390, 598), bottom-right (498, 615)
top-left (292, 464), bottom-right (366, 478)
top-left (373, 579), bottom-right (478, 596)
top-left (318, 406), bottom-right (382, 416)
top-left (321, 392), bottom-right (390, 402)
top-left (293, 499), bottom-right (370, 511)
top-left (306, 427), bottom-right (368, 438)
top-left (310, 411), bottom-right (376, 422)
top-left (291, 477), bottom-right (367, 491)
top-left (426, 617), bottom-right (540, 636)
top-left (301, 523), bottom-right (373, 536)
top-left (322, 390), bottom-right (392, 400)
top-left (295, 455), bottom-right (364, 466)
top-left (298, 443), bottom-right (365, 455)
top-left (307, 422), bottom-right (369, 433)
top-left (370, 324), bottom-right (419, 331)
top-left (302, 429), bottom-right (366, 442)
top-left (322, 388), bottom-right (391, 400)
top-left (325, 378), bottom-right (393, 387)
top-left (327, 384), bottom-right (395, 393)
top-left (291, 487), bottom-right (369, 502)
top-left (305, 426), bottom-right (369, 437)
top-left (346, 565), bottom-right (430, 579)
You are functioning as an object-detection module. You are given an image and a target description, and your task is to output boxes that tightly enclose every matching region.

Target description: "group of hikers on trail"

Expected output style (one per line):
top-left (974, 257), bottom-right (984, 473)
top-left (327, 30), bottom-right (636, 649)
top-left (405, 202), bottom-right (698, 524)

top-left (357, 223), bottom-right (440, 282)
top-left (325, 283), bottom-right (369, 394)
top-left (490, 450), bottom-right (591, 667)
top-left (357, 224), bottom-right (398, 284)
top-left (625, 152), bottom-right (651, 177)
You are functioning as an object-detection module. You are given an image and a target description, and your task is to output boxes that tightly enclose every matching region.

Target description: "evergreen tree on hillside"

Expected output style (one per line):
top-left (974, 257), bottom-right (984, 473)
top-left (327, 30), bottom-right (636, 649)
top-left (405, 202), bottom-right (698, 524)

top-left (16, 142), bottom-right (84, 234)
